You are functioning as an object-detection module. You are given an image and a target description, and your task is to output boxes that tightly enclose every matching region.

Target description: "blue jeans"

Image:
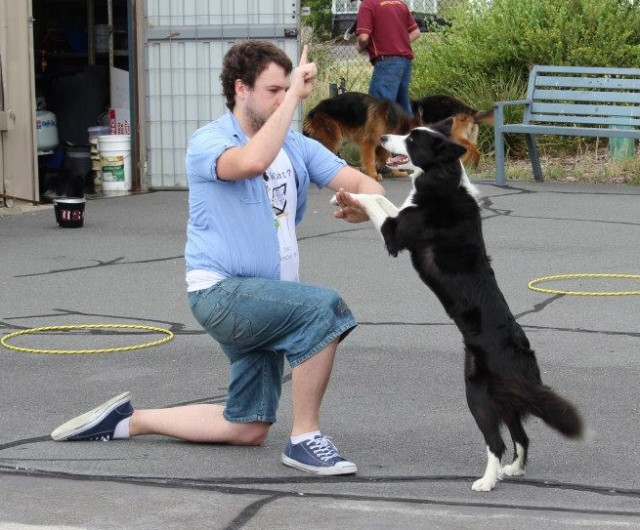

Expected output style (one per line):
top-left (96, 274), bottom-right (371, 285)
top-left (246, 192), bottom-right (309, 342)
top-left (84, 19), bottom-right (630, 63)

top-left (369, 56), bottom-right (413, 114)
top-left (188, 277), bottom-right (357, 424)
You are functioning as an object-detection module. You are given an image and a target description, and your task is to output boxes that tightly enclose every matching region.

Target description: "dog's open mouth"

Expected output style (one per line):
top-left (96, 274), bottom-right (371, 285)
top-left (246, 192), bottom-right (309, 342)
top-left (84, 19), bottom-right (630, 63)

top-left (386, 154), bottom-right (409, 167)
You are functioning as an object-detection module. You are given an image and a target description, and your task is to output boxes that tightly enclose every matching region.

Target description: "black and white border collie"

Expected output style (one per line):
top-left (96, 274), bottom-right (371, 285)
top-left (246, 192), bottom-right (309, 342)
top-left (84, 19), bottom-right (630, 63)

top-left (334, 127), bottom-right (583, 491)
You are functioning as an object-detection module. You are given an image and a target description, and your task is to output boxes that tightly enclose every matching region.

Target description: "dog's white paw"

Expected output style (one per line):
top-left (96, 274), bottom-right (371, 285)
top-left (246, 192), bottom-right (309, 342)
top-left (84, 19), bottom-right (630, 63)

top-left (330, 195), bottom-right (339, 207)
top-left (472, 469), bottom-right (503, 492)
top-left (472, 476), bottom-right (498, 492)
top-left (472, 449), bottom-right (503, 491)
top-left (501, 463), bottom-right (525, 477)
top-left (501, 443), bottom-right (526, 477)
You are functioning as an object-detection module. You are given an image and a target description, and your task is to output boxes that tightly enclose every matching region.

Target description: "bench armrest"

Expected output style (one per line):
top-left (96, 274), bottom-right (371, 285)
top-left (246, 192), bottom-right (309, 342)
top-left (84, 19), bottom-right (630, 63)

top-left (493, 99), bottom-right (535, 187)
top-left (494, 99), bottom-right (532, 129)
top-left (494, 99), bottom-right (530, 109)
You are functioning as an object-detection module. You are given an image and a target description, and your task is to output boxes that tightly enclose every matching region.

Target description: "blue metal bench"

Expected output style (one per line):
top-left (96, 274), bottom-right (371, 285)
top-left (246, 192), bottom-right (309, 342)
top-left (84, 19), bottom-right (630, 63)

top-left (494, 65), bottom-right (640, 186)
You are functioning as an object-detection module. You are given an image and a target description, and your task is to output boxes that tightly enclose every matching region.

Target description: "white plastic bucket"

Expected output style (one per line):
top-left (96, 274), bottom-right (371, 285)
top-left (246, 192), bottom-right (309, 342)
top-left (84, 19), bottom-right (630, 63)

top-left (98, 134), bottom-right (131, 191)
top-left (88, 125), bottom-right (110, 143)
top-left (88, 126), bottom-right (110, 184)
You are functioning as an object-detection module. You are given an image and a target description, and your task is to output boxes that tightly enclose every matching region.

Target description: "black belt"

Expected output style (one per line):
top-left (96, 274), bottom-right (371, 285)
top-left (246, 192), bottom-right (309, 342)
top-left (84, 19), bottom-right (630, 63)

top-left (372, 55), bottom-right (401, 64)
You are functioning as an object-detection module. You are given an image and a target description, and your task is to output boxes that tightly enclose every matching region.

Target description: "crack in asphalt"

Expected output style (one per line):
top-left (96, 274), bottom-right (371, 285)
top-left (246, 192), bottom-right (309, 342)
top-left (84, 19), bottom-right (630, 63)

top-left (0, 464), bottom-right (639, 529)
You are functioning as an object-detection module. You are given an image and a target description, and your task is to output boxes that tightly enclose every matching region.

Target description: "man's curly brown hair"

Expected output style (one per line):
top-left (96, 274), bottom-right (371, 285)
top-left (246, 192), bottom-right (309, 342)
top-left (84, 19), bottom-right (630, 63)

top-left (221, 40), bottom-right (293, 111)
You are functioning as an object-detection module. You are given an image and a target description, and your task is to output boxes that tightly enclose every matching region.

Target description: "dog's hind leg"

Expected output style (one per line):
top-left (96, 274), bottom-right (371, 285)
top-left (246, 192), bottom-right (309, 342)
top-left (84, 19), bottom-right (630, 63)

top-left (465, 359), bottom-right (506, 491)
top-left (501, 415), bottom-right (529, 477)
top-left (469, 410), bottom-right (506, 491)
top-left (473, 445), bottom-right (503, 492)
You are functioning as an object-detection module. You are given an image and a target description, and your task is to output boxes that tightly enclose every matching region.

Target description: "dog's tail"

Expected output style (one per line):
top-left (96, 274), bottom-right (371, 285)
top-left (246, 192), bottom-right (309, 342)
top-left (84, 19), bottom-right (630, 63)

top-left (473, 109), bottom-right (494, 126)
top-left (524, 384), bottom-right (583, 439)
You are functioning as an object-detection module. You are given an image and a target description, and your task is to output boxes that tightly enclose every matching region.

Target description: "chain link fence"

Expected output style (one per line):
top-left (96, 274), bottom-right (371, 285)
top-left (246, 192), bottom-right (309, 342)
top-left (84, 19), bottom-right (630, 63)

top-left (302, 0), bottom-right (459, 107)
top-left (300, 1), bottom-right (460, 166)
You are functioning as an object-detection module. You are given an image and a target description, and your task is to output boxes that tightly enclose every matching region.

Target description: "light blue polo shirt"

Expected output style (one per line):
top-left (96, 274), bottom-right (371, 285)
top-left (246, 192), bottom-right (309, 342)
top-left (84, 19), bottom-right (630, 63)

top-left (184, 111), bottom-right (346, 282)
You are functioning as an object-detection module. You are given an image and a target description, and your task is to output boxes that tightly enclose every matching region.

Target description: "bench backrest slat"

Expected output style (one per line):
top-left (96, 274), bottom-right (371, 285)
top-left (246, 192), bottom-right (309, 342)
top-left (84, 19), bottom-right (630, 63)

top-left (534, 75), bottom-right (640, 91)
top-left (530, 102), bottom-right (640, 117)
top-left (531, 65), bottom-right (640, 76)
top-left (534, 89), bottom-right (640, 104)
top-left (528, 114), bottom-right (640, 127)
top-left (523, 65), bottom-right (640, 126)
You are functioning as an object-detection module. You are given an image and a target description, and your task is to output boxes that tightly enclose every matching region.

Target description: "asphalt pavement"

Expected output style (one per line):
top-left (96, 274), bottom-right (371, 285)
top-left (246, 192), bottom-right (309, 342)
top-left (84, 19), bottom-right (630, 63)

top-left (1, 178), bottom-right (639, 529)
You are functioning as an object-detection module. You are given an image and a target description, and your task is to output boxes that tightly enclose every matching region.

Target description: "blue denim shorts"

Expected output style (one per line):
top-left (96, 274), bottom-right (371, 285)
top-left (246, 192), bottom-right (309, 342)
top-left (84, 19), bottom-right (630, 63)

top-left (188, 277), bottom-right (357, 424)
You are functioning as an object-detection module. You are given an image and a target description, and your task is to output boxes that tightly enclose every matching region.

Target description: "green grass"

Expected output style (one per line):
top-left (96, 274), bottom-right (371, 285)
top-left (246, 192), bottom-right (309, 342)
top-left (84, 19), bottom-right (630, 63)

top-left (471, 147), bottom-right (640, 185)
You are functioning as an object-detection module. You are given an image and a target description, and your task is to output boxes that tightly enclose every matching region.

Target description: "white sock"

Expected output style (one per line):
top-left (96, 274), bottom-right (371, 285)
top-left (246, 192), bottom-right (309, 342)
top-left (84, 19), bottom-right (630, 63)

top-left (290, 430), bottom-right (321, 445)
top-left (112, 417), bottom-right (131, 439)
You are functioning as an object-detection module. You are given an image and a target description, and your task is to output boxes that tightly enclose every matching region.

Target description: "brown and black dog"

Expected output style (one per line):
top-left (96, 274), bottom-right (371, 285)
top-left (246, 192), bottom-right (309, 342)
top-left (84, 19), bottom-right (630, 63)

top-left (411, 94), bottom-right (495, 169)
top-left (410, 94), bottom-right (494, 126)
top-left (430, 114), bottom-right (483, 168)
top-left (303, 92), bottom-right (422, 180)
top-left (304, 92), bottom-right (493, 179)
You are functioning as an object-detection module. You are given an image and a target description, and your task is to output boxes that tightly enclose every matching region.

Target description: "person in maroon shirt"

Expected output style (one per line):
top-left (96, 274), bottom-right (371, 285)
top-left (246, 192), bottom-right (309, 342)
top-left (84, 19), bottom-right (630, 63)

top-left (356, 0), bottom-right (421, 114)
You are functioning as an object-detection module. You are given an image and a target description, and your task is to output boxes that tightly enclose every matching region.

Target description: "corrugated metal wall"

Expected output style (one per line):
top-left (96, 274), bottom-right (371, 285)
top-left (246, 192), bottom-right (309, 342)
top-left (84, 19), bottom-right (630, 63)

top-left (144, 0), bottom-right (300, 189)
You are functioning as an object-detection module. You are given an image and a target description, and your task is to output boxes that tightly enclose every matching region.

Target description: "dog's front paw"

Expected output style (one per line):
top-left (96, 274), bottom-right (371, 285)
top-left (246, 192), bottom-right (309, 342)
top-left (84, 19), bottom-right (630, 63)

top-left (471, 476), bottom-right (498, 492)
top-left (330, 194), bottom-right (339, 207)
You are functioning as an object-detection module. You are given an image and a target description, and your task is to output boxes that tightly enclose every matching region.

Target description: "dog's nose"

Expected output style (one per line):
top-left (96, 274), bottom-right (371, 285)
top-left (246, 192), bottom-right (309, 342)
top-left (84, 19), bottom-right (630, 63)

top-left (380, 135), bottom-right (388, 143)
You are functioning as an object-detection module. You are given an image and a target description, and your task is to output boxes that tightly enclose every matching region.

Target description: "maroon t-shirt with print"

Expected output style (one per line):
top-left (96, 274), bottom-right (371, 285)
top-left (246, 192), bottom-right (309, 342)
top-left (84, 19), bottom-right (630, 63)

top-left (356, 0), bottom-right (419, 61)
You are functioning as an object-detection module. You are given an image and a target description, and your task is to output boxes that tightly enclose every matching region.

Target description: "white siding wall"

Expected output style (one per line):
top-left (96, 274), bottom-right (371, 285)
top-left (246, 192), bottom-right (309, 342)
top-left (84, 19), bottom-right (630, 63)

top-left (147, 0), bottom-right (298, 27)
top-left (144, 0), bottom-right (300, 189)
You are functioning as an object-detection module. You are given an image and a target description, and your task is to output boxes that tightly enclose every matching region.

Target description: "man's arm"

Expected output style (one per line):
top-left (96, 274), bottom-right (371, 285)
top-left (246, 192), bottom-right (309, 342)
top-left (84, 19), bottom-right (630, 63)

top-left (328, 165), bottom-right (385, 195)
top-left (356, 33), bottom-right (370, 53)
top-left (217, 46), bottom-right (316, 181)
top-left (327, 166), bottom-right (385, 223)
top-left (408, 27), bottom-right (421, 43)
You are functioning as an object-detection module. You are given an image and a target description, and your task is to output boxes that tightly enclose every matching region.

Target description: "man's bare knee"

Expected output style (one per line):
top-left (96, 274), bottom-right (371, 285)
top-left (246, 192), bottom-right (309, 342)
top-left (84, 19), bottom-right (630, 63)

top-left (230, 422), bottom-right (270, 446)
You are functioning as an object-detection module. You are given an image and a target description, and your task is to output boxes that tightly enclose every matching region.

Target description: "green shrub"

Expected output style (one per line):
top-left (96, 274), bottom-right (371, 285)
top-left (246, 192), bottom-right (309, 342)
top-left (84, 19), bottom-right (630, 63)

top-left (301, 0), bottom-right (334, 40)
top-left (411, 0), bottom-right (640, 156)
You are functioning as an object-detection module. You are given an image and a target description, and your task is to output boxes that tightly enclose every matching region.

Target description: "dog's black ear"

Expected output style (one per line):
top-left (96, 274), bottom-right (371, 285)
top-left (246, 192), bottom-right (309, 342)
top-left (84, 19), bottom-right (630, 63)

top-left (435, 136), bottom-right (467, 162)
top-left (430, 117), bottom-right (453, 137)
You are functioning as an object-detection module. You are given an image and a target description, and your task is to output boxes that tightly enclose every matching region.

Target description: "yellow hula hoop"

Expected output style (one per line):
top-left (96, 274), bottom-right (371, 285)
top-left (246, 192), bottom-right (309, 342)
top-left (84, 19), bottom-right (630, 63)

top-left (528, 273), bottom-right (640, 296)
top-left (0, 324), bottom-right (174, 355)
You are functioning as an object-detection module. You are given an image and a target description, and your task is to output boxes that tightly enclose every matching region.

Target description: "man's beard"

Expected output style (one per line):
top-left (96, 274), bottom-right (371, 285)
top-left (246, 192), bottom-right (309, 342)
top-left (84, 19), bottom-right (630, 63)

top-left (245, 102), bottom-right (268, 133)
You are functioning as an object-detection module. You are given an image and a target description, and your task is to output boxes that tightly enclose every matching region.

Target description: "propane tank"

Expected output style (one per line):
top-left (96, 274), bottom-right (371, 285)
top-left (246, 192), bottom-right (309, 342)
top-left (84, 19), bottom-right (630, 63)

top-left (35, 97), bottom-right (59, 154)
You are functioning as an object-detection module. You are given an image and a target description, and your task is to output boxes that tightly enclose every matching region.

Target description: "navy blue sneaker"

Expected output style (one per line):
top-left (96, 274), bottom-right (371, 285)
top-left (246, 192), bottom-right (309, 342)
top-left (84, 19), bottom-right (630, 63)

top-left (281, 435), bottom-right (357, 475)
top-left (51, 392), bottom-right (133, 441)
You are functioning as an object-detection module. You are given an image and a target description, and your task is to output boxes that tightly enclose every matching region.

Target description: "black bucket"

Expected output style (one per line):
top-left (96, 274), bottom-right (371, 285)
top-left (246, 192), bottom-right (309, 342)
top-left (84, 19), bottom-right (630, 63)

top-left (54, 198), bottom-right (86, 228)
